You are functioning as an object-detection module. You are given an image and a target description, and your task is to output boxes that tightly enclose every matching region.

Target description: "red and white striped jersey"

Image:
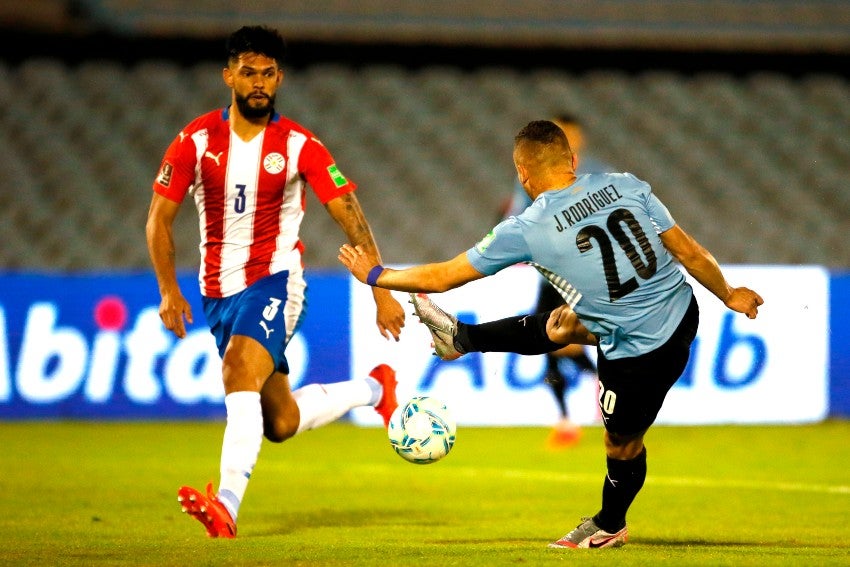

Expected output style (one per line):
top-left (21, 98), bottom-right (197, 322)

top-left (153, 107), bottom-right (355, 298)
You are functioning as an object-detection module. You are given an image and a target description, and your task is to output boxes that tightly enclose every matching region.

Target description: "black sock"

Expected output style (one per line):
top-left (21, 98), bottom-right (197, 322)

top-left (593, 447), bottom-right (647, 533)
top-left (454, 312), bottom-right (561, 355)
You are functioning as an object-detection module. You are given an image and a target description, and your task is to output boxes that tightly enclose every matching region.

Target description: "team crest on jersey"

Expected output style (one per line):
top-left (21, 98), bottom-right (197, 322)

top-left (327, 164), bottom-right (348, 188)
top-left (263, 152), bottom-right (286, 174)
top-left (156, 162), bottom-right (174, 187)
top-left (474, 230), bottom-right (496, 254)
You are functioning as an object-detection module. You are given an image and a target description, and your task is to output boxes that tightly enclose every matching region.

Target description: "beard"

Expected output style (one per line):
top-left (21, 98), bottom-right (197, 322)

top-left (234, 91), bottom-right (275, 119)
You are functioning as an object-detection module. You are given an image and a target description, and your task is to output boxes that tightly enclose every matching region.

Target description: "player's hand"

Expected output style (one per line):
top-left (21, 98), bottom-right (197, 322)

top-left (373, 289), bottom-right (405, 341)
top-left (724, 287), bottom-right (764, 319)
top-left (338, 244), bottom-right (405, 340)
top-left (338, 244), bottom-right (375, 284)
top-left (158, 290), bottom-right (193, 338)
top-left (545, 305), bottom-right (598, 346)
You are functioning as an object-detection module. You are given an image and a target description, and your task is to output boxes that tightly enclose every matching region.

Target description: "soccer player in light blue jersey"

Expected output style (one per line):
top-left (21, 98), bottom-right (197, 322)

top-left (499, 113), bottom-right (611, 448)
top-left (339, 120), bottom-right (763, 549)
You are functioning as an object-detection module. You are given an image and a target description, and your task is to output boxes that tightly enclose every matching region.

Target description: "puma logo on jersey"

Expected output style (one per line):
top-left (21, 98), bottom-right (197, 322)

top-left (178, 131), bottom-right (187, 142)
top-left (259, 320), bottom-right (274, 339)
top-left (204, 151), bottom-right (223, 166)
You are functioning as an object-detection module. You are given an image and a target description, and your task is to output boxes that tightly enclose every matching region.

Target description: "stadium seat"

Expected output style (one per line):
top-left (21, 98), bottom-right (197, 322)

top-left (3, 58), bottom-right (850, 269)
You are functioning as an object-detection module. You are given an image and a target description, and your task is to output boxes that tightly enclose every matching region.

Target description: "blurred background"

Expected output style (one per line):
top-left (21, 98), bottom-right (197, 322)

top-left (1, 0), bottom-right (849, 270)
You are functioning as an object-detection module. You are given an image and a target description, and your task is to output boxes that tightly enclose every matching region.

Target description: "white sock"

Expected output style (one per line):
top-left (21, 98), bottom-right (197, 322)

top-left (217, 391), bottom-right (263, 522)
top-left (293, 378), bottom-right (381, 434)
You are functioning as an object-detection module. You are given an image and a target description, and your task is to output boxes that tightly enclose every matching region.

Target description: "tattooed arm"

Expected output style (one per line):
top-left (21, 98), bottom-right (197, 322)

top-left (325, 192), bottom-right (405, 340)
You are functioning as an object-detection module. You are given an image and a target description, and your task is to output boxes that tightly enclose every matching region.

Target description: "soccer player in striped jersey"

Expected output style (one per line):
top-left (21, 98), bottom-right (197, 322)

top-left (146, 26), bottom-right (405, 538)
top-left (339, 120), bottom-right (763, 548)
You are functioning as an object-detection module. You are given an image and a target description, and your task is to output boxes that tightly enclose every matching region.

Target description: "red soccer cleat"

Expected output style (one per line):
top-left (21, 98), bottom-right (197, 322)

top-left (370, 364), bottom-right (398, 428)
top-left (177, 483), bottom-right (236, 538)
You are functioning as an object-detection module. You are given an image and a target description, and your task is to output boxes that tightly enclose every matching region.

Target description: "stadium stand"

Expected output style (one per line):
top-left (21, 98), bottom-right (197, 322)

top-left (1, 58), bottom-right (848, 269)
top-left (0, 2), bottom-right (848, 269)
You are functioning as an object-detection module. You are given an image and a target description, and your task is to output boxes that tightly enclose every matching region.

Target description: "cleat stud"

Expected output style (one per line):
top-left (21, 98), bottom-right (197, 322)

top-left (200, 506), bottom-right (206, 513)
top-left (189, 495), bottom-right (196, 502)
top-left (177, 496), bottom-right (184, 502)
top-left (181, 506), bottom-right (188, 513)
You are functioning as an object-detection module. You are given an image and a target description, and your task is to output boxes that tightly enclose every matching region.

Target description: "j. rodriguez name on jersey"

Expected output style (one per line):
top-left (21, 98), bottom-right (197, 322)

top-left (553, 184), bottom-right (624, 232)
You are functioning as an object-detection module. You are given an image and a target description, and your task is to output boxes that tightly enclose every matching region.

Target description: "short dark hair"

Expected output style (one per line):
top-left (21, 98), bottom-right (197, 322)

top-left (515, 120), bottom-right (569, 146)
top-left (226, 26), bottom-right (286, 67)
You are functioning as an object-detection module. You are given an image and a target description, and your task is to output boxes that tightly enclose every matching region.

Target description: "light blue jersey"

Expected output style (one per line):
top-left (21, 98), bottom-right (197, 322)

top-left (468, 172), bottom-right (693, 360)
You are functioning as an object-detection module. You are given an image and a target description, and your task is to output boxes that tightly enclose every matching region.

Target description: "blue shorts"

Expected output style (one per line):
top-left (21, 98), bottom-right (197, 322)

top-left (202, 270), bottom-right (307, 375)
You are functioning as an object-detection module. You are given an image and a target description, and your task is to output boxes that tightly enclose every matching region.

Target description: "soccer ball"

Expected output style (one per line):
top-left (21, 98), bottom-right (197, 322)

top-left (387, 396), bottom-right (456, 464)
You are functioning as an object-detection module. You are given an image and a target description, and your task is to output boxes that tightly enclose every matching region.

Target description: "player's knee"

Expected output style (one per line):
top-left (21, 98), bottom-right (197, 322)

top-left (264, 414), bottom-right (298, 443)
top-left (604, 430), bottom-right (645, 459)
top-left (222, 362), bottom-right (257, 393)
top-left (221, 338), bottom-right (274, 392)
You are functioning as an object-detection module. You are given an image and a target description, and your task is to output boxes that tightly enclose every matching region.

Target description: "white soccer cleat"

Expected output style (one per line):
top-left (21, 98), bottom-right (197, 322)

top-left (409, 293), bottom-right (463, 360)
top-left (549, 517), bottom-right (628, 549)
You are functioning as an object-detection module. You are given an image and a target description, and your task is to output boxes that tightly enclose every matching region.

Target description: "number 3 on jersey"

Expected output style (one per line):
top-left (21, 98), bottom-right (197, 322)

top-left (576, 208), bottom-right (657, 301)
top-left (234, 184), bottom-right (247, 214)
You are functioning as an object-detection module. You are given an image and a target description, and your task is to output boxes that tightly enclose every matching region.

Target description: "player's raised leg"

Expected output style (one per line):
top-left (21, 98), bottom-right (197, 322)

top-left (262, 364), bottom-right (398, 438)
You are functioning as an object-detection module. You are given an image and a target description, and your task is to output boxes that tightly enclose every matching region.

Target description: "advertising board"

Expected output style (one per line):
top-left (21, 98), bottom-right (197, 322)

top-left (0, 266), bottom-right (831, 424)
top-left (350, 265), bottom-right (829, 426)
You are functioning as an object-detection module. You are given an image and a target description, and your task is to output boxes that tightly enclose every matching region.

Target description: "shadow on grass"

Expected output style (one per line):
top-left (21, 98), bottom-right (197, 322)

top-left (429, 538), bottom-right (547, 545)
top-left (636, 538), bottom-right (849, 549)
top-left (253, 508), bottom-right (423, 536)
top-left (637, 539), bottom-right (763, 547)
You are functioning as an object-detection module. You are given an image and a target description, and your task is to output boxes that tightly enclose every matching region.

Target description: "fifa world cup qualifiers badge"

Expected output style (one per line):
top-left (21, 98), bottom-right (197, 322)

top-left (156, 162), bottom-right (174, 187)
top-left (327, 164), bottom-right (348, 188)
top-left (474, 230), bottom-right (496, 254)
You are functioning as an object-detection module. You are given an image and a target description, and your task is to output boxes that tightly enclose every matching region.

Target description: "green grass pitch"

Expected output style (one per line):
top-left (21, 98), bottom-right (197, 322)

top-left (1, 420), bottom-right (848, 566)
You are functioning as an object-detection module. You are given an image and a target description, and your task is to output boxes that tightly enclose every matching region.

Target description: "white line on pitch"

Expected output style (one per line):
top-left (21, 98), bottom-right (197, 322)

top-left (312, 463), bottom-right (850, 496)
top-left (459, 467), bottom-right (850, 496)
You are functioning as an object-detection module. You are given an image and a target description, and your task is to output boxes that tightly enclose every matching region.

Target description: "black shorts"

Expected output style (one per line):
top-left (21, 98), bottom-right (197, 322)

top-left (595, 295), bottom-right (699, 436)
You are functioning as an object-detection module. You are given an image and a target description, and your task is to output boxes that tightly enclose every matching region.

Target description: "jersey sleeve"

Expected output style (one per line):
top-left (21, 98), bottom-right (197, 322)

top-left (645, 192), bottom-right (676, 233)
top-left (297, 137), bottom-right (356, 204)
top-left (152, 130), bottom-right (199, 203)
top-left (465, 218), bottom-right (532, 276)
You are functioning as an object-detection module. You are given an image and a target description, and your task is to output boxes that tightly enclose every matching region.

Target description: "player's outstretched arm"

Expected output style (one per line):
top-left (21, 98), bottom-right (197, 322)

top-left (660, 224), bottom-right (763, 319)
top-left (338, 244), bottom-right (486, 293)
top-left (325, 193), bottom-right (405, 340)
top-left (146, 193), bottom-right (193, 338)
